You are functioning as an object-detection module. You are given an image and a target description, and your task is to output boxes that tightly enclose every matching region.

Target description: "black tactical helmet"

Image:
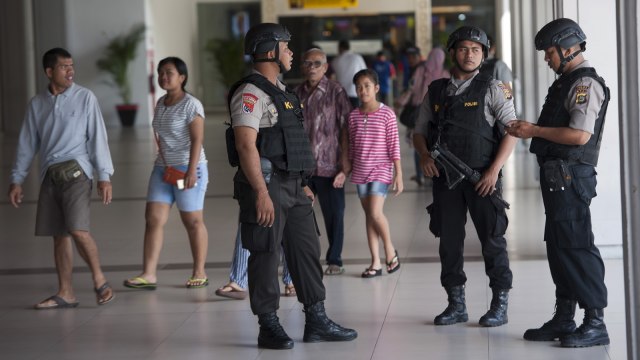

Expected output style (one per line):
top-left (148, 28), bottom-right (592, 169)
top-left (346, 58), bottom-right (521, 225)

top-left (446, 26), bottom-right (490, 58)
top-left (244, 23), bottom-right (291, 56)
top-left (535, 18), bottom-right (586, 51)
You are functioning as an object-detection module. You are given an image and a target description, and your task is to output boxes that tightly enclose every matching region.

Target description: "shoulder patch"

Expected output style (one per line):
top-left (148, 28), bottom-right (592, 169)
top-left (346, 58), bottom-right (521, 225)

top-left (242, 93), bottom-right (259, 113)
top-left (575, 85), bottom-right (589, 105)
top-left (497, 83), bottom-right (513, 100)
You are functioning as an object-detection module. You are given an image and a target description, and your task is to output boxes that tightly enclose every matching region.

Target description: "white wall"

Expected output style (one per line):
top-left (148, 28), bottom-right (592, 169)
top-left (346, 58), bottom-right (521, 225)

top-left (563, 0), bottom-right (622, 253)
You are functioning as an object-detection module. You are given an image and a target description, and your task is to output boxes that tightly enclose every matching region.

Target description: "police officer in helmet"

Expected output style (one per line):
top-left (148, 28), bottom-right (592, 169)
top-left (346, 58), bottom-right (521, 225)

top-left (507, 18), bottom-right (610, 347)
top-left (413, 26), bottom-right (518, 327)
top-left (227, 22), bottom-right (357, 350)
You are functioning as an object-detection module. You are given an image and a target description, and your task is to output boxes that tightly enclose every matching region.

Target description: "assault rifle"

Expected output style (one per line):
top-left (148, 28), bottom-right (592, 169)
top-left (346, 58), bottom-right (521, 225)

top-left (430, 144), bottom-right (510, 209)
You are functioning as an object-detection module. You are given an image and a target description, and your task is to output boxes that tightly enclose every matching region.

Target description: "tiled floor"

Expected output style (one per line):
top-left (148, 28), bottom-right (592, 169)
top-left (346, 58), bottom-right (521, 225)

top-left (0, 114), bottom-right (626, 359)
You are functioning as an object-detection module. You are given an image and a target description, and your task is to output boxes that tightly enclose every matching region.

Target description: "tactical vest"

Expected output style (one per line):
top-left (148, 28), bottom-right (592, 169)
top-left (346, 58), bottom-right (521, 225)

top-left (529, 67), bottom-right (609, 166)
top-left (427, 73), bottom-right (500, 169)
top-left (227, 74), bottom-right (315, 174)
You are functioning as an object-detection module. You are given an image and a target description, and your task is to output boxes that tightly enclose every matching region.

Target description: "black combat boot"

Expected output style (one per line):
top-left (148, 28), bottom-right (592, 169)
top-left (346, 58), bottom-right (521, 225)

top-left (303, 301), bottom-right (358, 342)
top-left (479, 288), bottom-right (509, 327)
top-left (523, 298), bottom-right (577, 341)
top-left (434, 285), bottom-right (468, 325)
top-left (560, 309), bottom-right (610, 347)
top-left (257, 312), bottom-right (294, 349)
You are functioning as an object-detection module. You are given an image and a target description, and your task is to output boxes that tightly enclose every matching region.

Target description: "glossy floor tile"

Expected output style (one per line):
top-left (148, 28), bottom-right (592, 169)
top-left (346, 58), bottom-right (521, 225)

top-left (0, 114), bottom-right (626, 359)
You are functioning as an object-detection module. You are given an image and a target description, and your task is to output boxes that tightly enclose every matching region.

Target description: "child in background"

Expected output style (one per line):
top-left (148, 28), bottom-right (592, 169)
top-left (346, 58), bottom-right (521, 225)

top-left (333, 69), bottom-right (403, 278)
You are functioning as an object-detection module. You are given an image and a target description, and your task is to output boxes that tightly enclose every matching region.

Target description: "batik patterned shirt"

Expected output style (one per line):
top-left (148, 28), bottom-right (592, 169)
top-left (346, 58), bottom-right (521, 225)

top-left (295, 76), bottom-right (352, 177)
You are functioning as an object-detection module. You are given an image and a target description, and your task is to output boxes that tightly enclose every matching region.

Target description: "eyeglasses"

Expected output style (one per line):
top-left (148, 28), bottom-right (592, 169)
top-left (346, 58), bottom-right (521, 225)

top-left (303, 60), bottom-right (325, 68)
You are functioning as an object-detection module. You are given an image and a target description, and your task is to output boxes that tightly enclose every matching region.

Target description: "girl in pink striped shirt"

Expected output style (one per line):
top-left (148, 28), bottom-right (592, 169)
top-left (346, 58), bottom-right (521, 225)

top-left (334, 69), bottom-right (403, 278)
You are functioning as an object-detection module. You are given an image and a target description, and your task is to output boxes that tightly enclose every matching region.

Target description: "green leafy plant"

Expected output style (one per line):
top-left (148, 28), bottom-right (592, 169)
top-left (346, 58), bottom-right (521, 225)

top-left (205, 37), bottom-right (247, 89)
top-left (96, 23), bottom-right (145, 104)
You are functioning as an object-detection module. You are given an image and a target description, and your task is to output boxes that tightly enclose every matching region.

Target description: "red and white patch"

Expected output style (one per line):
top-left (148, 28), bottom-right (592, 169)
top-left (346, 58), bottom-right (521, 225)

top-left (242, 93), bottom-right (258, 113)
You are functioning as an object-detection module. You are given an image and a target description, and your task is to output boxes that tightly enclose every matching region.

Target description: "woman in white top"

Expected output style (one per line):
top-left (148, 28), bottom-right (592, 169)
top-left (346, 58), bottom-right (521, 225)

top-left (124, 57), bottom-right (209, 290)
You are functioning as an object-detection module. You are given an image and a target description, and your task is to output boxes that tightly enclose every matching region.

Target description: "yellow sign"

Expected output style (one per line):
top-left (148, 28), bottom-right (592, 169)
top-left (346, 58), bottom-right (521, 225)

top-left (289, 0), bottom-right (359, 9)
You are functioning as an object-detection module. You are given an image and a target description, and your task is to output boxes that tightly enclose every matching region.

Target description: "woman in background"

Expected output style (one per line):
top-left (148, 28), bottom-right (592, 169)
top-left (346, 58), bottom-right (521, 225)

top-left (124, 56), bottom-right (209, 290)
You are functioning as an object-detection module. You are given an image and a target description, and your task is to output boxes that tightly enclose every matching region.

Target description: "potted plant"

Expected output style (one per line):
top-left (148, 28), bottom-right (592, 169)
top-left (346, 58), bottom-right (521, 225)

top-left (96, 23), bottom-right (145, 126)
top-left (204, 37), bottom-right (247, 90)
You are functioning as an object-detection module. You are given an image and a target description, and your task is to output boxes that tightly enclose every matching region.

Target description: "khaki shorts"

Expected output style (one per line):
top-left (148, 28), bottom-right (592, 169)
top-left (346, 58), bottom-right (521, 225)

top-left (35, 169), bottom-right (92, 236)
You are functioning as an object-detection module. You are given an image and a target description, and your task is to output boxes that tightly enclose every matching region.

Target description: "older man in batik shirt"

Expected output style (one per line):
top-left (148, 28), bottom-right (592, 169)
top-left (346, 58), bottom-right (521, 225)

top-left (295, 48), bottom-right (352, 275)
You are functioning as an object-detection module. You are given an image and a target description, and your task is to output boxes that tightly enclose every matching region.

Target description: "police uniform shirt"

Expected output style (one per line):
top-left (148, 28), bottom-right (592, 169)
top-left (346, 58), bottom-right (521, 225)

top-left (230, 70), bottom-right (286, 131)
top-left (413, 71), bottom-right (516, 138)
top-left (562, 60), bottom-right (606, 134)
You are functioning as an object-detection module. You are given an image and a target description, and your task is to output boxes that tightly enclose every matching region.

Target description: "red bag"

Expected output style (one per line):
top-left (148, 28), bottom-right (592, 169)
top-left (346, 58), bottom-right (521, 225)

top-left (162, 166), bottom-right (186, 186)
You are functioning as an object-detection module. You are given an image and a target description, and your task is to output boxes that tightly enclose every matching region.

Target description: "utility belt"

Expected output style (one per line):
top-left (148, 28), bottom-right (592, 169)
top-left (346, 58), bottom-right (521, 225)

top-left (536, 156), bottom-right (580, 167)
top-left (47, 159), bottom-right (85, 185)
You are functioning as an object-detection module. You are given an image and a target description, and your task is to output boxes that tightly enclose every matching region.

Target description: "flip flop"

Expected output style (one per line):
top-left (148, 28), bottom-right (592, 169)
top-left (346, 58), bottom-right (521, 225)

top-left (123, 277), bottom-right (157, 290)
top-left (214, 285), bottom-right (247, 300)
top-left (361, 267), bottom-right (382, 278)
top-left (386, 250), bottom-right (401, 274)
top-left (34, 295), bottom-right (79, 310)
top-left (95, 282), bottom-right (115, 305)
top-left (186, 277), bottom-right (209, 289)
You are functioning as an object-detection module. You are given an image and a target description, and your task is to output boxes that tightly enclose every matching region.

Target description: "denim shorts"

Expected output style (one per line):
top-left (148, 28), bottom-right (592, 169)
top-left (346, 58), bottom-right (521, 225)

top-left (355, 181), bottom-right (390, 198)
top-left (147, 164), bottom-right (208, 212)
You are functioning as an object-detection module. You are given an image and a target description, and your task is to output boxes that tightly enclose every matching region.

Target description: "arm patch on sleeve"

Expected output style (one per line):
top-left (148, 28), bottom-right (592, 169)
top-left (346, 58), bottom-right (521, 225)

top-left (242, 93), bottom-right (259, 113)
top-left (498, 83), bottom-right (513, 100)
top-left (575, 85), bottom-right (589, 104)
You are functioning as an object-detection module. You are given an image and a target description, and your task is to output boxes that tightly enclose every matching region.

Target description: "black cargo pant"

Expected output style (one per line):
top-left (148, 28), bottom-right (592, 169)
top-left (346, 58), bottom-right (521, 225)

top-left (235, 167), bottom-right (325, 315)
top-left (540, 161), bottom-right (607, 309)
top-left (428, 177), bottom-right (513, 290)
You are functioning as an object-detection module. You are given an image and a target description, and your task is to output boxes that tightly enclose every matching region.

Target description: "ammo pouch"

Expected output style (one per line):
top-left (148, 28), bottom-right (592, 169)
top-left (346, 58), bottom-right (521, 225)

top-left (48, 160), bottom-right (84, 185)
top-left (542, 159), bottom-right (572, 192)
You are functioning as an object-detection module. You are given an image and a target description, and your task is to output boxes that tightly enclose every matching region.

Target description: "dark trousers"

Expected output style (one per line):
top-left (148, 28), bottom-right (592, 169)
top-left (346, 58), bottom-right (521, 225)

top-left (238, 171), bottom-right (326, 315)
top-left (430, 177), bottom-right (512, 289)
top-left (308, 176), bottom-right (346, 266)
top-left (540, 163), bottom-right (607, 309)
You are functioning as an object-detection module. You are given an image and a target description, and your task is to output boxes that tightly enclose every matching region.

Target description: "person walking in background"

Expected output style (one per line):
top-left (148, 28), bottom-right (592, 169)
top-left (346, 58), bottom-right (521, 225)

top-left (371, 50), bottom-right (396, 105)
top-left (215, 224), bottom-right (295, 300)
top-left (413, 26), bottom-right (517, 327)
top-left (295, 48), bottom-right (352, 276)
top-left (479, 35), bottom-right (514, 92)
top-left (8, 47), bottom-right (115, 309)
top-left (334, 69), bottom-right (403, 278)
top-left (507, 18), bottom-right (610, 348)
top-left (124, 57), bottom-right (209, 290)
top-left (228, 23), bottom-right (357, 350)
top-left (396, 47), bottom-right (450, 186)
top-left (331, 39), bottom-right (367, 107)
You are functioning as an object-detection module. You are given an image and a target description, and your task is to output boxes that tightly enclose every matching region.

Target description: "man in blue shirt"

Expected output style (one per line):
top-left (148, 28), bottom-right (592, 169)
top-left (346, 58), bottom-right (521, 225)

top-left (372, 50), bottom-right (396, 105)
top-left (8, 47), bottom-right (115, 310)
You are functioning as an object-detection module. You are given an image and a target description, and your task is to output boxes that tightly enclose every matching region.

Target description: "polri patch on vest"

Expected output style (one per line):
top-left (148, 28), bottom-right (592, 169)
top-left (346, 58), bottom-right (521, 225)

top-left (575, 85), bottom-right (589, 105)
top-left (242, 93), bottom-right (259, 113)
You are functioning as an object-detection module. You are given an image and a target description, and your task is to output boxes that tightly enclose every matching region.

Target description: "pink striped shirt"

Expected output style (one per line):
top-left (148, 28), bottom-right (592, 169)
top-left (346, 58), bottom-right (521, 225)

top-left (347, 104), bottom-right (401, 184)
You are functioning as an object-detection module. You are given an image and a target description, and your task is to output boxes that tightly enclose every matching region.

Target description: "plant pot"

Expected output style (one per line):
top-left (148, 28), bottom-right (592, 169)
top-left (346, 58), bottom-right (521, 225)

top-left (116, 104), bottom-right (138, 127)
